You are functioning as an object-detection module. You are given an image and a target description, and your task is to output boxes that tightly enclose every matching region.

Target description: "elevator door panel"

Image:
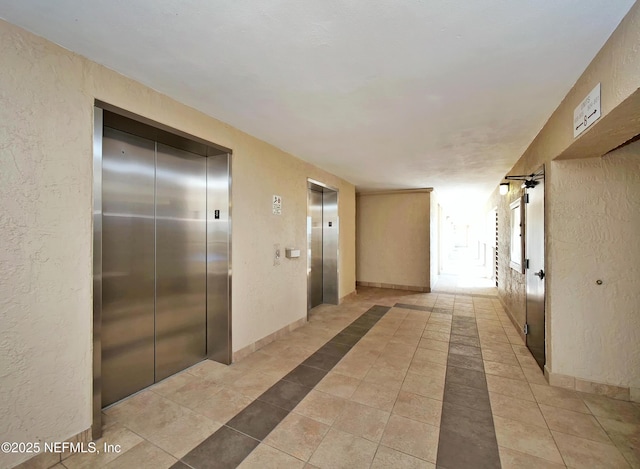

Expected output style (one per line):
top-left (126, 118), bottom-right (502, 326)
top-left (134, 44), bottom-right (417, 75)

top-left (155, 144), bottom-right (207, 380)
top-left (308, 189), bottom-right (324, 309)
top-left (322, 191), bottom-right (338, 305)
top-left (102, 128), bottom-right (156, 406)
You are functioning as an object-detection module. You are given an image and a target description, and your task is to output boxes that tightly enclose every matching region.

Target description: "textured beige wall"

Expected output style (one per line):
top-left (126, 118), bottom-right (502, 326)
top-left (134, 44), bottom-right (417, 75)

top-left (485, 185), bottom-right (527, 327)
top-left (0, 19), bottom-right (355, 467)
top-left (356, 191), bottom-right (431, 289)
top-left (487, 2), bottom-right (640, 387)
top-left (549, 144), bottom-right (640, 388)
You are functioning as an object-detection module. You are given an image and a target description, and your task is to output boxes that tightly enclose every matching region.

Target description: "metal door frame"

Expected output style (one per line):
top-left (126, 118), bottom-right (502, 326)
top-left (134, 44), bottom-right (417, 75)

top-left (307, 178), bottom-right (340, 315)
top-left (92, 103), bottom-right (233, 438)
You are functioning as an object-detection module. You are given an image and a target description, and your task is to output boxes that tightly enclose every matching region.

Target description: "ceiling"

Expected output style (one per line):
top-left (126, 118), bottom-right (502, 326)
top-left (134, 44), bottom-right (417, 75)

top-left (0, 0), bottom-right (635, 215)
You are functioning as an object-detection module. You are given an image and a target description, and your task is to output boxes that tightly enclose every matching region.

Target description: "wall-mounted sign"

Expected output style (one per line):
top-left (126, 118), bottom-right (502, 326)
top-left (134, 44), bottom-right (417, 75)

top-left (573, 83), bottom-right (601, 138)
top-left (272, 195), bottom-right (282, 215)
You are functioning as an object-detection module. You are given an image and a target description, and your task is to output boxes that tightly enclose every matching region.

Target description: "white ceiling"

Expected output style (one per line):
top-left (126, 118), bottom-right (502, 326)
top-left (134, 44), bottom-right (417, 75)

top-left (0, 0), bottom-right (635, 214)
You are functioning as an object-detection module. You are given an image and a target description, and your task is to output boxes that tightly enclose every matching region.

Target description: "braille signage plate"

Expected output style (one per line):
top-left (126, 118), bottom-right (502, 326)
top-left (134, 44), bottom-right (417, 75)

top-left (272, 195), bottom-right (282, 215)
top-left (573, 83), bottom-right (601, 138)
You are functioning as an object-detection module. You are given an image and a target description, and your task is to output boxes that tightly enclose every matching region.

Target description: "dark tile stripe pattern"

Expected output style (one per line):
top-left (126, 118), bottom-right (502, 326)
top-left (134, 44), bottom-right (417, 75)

top-left (436, 315), bottom-right (501, 469)
top-left (175, 304), bottom-right (391, 469)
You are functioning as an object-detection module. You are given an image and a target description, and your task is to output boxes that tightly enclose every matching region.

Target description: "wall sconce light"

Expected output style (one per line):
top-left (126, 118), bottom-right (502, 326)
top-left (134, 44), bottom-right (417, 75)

top-left (499, 183), bottom-right (509, 195)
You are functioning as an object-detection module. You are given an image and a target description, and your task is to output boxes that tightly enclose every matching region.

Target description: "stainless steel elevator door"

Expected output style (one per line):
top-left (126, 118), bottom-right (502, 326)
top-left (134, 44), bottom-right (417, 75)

top-left (155, 144), bottom-right (207, 381)
top-left (322, 191), bottom-right (338, 305)
top-left (308, 189), bottom-right (324, 309)
top-left (102, 128), bottom-right (156, 406)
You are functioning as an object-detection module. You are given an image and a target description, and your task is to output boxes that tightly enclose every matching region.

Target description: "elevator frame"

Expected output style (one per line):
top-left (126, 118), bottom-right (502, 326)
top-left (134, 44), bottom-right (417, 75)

top-left (307, 178), bottom-right (340, 314)
top-left (92, 103), bottom-right (233, 438)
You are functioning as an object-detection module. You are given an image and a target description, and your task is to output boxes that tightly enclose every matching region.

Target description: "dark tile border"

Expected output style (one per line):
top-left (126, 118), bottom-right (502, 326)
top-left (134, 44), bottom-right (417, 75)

top-left (436, 315), bottom-right (501, 468)
top-left (176, 304), bottom-right (391, 469)
top-left (394, 303), bottom-right (433, 312)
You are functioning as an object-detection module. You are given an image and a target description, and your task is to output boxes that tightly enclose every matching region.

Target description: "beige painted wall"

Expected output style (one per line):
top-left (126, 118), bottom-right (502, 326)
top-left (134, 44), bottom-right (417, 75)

top-left (549, 144), bottom-right (640, 388)
top-left (486, 2), bottom-right (640, 389)
top-left (485, 185), bottom-right (527, 327)
top-left (356, 191), bottom-right (431, 289)
top-left (0, 20), bottom-right (355, 467)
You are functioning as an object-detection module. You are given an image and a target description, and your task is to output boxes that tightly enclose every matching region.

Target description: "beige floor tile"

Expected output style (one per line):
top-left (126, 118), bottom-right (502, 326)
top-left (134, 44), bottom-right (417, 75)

top-left (396, 323), bottom-right (425, 335)
top-left (511, 344), bottom-right (531, 357)
top-left (521, 365), bottom-right (548, 385)
top-left (264, 413), bottom-right (330, 461)
top-left (308, 428), bottom-right (378, 469)
top-left (423, 323), bottom-right (451, 334)
top-left (187, 363), bottom-right (247, 386)
top-left (383, 343), bottom-right (416, 359)
top-left (516, 353), bottom-right (541, 370)
top-left (421, 330), bottom-right (450, 342)
top-left (481, 341), bottom-right (515, 355)
top-left (493, 415), bottom-right (564, 464)
top-left (333, 400), bottom-right (391, 442)
top-left (350, 380), bottom-right (400, 412)
top-left (418, 338), bottom-right (449, 353)
top-left (489, 392), bottom-right (548, 428)
top-left (103, 390), bottom-right (166, 425)
top-left (401, 372), bottom-right (445, 400)
top-left (258, 357), bottom-right (302, 378)
top-left (539, 404), bottom-right (611, 443)
top-left (153, 375), bottom-right (224, 410)
top-left (498, 446), bottom-right (566, 469)
top-left (333, 356), bottom-right (374, 379)
top-left (479, 331), bottom-right (510, 344)
top-left (596, 417), bottom-right (640, 468)
top-left (257, 339), bottom-right (295, 357)
top-left (232, 351), bottom-right (274, 372)
top-left (125, 397), bottom-right (221, 458)
top-left (380, 414), bottom-right (439, 463)
top-left (530, 384), bottom-right (591, 414)
top-left (150, 371), bottom-right (196, 396)
top-left (363, 366), bottom-right (406, 390)
top-left (407, 361), bottom-right (448, 380)
top-left (583, 394), bottom-right (640, 424)
top-left (294, 390), bottom-right (347, 426)
top-left (315, 372), bottom-right (361, 399)
top-left (375, 353), bottom-right (412, 370)
top-left (507, 334), bottom-right (526, 345)
top-left (484, 360), bottom-right (526, 381)
top-left (64, 424), bottom-right (144, 469)
top-left (482, 349), bottom-right (520, 366)
top-left (371, 445), bottom-right (435, 469)
top-left (228, 371), bottom-right (280, 399)
top-left (103, 441), bottom-right (176, 469)
top-left (552, 430), bottom-right (630, 468)
top-left (412, 348), bottom-right (448, 366)
top-left (389, 335), bottom-right (421, 347)
top-left (486, 374), bottom-right (535, 402)
top-left (191, 387), bottom-right (253, 423)
top-left (392, 391), bottom-right (442, 427)
top-left (427, 317), bottom-right (452, 325)
top-left (239, 444), bottom-right (305, 469)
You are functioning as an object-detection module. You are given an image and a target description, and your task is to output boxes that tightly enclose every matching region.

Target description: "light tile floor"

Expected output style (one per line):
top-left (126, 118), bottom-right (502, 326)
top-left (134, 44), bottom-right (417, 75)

top-left (57, 285), bottom-right (640, 469)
